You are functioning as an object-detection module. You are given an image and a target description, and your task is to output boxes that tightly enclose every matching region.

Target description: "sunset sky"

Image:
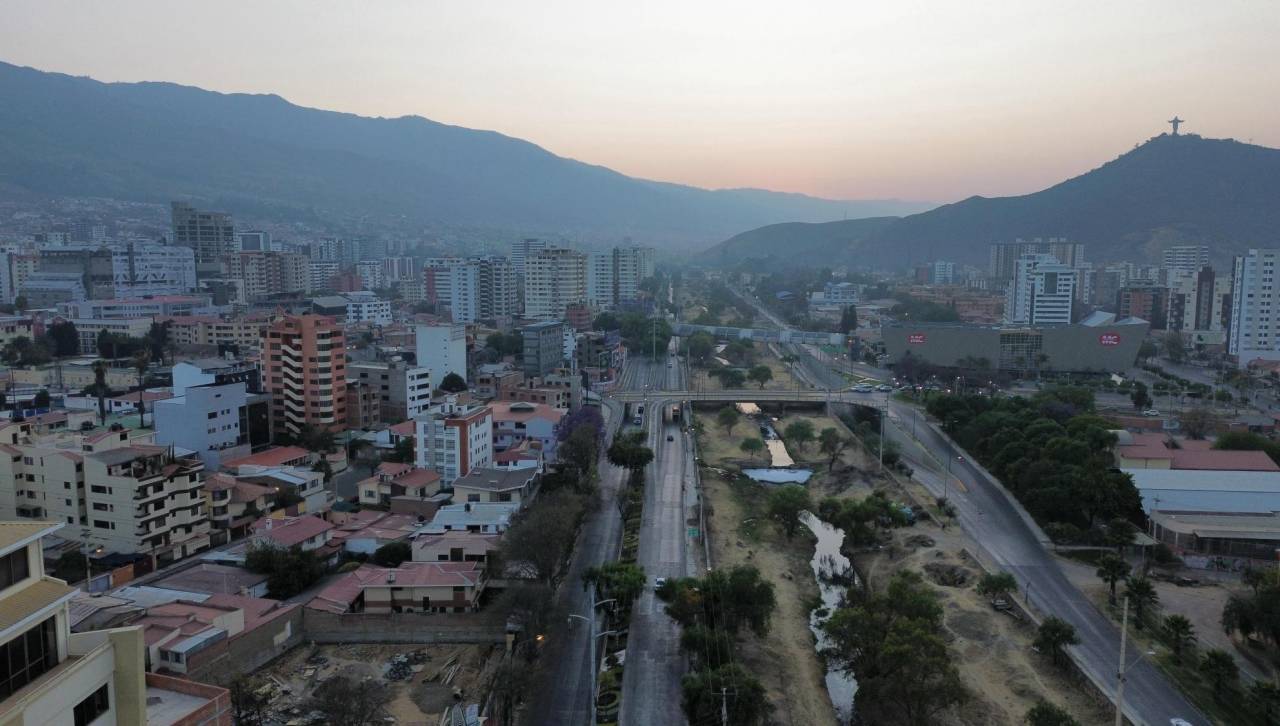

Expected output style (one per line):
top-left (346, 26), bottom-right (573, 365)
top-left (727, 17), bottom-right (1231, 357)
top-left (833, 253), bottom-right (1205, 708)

top-left (4, 0), bottom-right (1276, 203)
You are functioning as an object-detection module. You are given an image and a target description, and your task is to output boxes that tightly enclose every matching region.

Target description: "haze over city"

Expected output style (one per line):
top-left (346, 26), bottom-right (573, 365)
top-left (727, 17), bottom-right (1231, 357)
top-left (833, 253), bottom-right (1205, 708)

top-left (3, 0), bottom-right (1278, 202)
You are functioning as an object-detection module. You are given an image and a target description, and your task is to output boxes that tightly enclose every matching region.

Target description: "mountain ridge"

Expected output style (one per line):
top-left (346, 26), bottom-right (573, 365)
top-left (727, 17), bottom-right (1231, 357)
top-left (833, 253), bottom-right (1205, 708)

top-left (0, 61), bottom-right (933, 246)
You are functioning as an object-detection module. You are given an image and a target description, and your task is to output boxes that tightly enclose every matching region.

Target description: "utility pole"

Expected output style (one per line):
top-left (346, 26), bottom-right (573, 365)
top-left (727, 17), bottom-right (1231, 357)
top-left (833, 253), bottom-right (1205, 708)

top-left (1114, 596), bottom-right (1129, 726)
top-left (720, 687), bottom-right (729, 726)
top-left (878, 404), bottom-right (884, 473)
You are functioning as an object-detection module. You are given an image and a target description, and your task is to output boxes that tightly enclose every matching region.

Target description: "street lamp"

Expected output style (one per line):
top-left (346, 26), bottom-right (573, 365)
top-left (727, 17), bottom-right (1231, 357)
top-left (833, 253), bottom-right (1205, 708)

top-left (569, 597), bottom-right (617, 726)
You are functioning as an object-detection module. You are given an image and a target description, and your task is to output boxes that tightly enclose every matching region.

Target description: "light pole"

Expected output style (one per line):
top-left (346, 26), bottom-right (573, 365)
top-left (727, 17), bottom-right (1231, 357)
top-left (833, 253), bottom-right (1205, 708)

top-left (569, 596), bottom-right (617, 726)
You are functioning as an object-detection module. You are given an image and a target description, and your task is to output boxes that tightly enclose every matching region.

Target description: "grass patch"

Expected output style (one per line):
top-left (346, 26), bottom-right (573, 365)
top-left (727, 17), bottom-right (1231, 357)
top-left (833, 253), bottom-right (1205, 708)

top-left (1060, 549), bottom-right (1110, 566)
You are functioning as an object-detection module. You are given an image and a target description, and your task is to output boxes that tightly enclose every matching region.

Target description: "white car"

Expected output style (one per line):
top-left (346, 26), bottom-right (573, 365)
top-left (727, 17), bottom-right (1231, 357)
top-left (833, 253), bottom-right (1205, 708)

top-left (875, 384), bottom-right (893, 392)
top-left (1143, 409), bottom-right (1161, 417)
top-left (654, 577), bottom-right (667, 589)
top-left (851, 384), bottom-right (874, 393)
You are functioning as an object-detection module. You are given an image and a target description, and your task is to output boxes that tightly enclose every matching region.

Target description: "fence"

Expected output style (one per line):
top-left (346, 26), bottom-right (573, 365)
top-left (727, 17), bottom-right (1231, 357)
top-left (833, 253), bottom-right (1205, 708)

top-left (301, 609), bottom-right (507, 645)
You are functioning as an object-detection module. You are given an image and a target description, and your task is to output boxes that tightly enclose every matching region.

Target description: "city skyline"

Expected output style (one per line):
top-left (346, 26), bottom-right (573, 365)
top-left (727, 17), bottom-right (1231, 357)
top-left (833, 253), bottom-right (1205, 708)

top-left (1, 1), bottom-right (1277, 203)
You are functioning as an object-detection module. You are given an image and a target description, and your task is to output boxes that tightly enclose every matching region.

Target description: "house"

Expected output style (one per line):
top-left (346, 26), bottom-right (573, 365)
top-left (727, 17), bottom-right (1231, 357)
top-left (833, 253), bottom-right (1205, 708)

top-left (451, 468), bottom-right (537, 506)
top-left (223, 446), bottom-right (313, 469)
top-left (204, 473), bottom-right (273, 543)
top-left (358, 463), bottom-right (443, 507)
top-left (1115, 432), bottom-right (1280, 471)
top-left (306, 561), bottom-right (485, 614)
top-left (250, 514), bottom-right (334, 552)
top-left (411, 530), bottom-right (501, 565)
top-left (493, 439), bottom-right (545, 472)
top-left (151, 563), bottom-right (270, 598)
top-left (329, 512), bottom-right (422, 555)
top-left (489, 400), bottom-right (563, 459)
top-left (420, 502), bottom-right (518, 535)
top-left (133, 593), bottom-right (297, 677)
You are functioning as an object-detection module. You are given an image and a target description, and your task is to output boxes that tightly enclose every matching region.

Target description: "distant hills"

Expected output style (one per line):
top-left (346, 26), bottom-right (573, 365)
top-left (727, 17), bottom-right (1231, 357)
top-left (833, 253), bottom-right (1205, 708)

top-left (0, 61), bottom-right (932, 248)
top-left (703, 134), bottom-right (1280, 270)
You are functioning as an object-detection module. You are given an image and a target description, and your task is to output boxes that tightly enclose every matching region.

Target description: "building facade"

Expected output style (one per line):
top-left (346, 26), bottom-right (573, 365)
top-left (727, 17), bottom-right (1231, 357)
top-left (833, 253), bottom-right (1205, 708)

top-left (524, 247), bottom-right (587, 319)
top-left (1230, 249), bottom-right (1280, 367)
top-left (261, 314), bottom-right (347, 434)
top-left (1004, 254), bottom-right (1075, 325)
top-left (416, 324), bottom-right (467, 384)
top-left (414, 398), bottom-right (493, 485)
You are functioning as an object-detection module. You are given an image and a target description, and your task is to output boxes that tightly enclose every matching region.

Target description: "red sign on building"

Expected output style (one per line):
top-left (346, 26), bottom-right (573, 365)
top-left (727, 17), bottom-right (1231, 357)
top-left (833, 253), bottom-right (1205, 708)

top-left (1099, 333), bottom-right (1121, 346)
top-left (907, 333), bottom-right (927, 344)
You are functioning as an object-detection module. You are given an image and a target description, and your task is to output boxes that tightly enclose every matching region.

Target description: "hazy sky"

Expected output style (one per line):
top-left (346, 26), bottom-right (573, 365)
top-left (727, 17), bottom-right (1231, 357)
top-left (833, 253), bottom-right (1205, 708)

top-left (2, 1), bottom-right (1276, 202)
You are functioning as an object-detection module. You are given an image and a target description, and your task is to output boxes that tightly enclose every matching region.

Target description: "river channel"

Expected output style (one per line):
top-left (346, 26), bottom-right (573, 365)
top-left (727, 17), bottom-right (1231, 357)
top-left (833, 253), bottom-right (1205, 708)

top-left (801, 511), bottom-right (857, 724)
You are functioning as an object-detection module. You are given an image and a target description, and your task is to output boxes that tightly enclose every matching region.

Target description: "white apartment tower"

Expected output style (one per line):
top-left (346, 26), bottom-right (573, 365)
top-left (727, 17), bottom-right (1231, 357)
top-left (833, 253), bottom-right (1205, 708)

top-left (587, 246), bottom-right (657, 310)
top-left (524, 247), bottom-right (587, 319)
top-left (1229, 249), bottom-right (1280, 367)
top-left (416, 324), bottom-right (468, 384)
top-left (1163, 245), bottom-right (1211, 276)
top-left (1004, 254), bottom-right (1076, 325)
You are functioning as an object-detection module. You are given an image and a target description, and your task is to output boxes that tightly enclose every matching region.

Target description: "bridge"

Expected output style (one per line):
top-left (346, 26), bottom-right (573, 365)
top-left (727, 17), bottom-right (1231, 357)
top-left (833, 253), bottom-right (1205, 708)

top-left (607, 388), bottom-right (889, 404)
top-left (671, 322), bottom-right (845, 346)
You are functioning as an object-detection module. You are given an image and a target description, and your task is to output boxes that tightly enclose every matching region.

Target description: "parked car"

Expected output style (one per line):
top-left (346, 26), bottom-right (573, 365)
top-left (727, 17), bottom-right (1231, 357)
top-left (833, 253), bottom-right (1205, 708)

top-left (654, 577), bottom-right (667, 589)
top-left (1143, 409), bottom-right (1161, 417)
top-left (876, 384), bottom-right (893, 392)
top-left (852, 383), bottom-right (874, 393)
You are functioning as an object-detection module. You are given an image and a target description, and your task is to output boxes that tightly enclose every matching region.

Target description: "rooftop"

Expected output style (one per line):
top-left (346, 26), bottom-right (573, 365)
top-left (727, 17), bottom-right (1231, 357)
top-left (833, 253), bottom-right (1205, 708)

top-left (152, 564), bottom-right (269, 596)
top-left (1150, 510), bottom-right (1280, 540)
top-left (1117, 433), bottom-right (1280, 471)
top-left (452, 467), bottom-right (536, 493)
top-left (224, 446), bottom-right (311, 468)
top-left (489, 400), bottom-right (564, 424)
top-left (0, 520), bottom-right (61, 555)
top-left (0, 578), bottom-right (76, 635)
top-left (251, 514), bottom-right (334, 548)
top-left (307, 562), bottom-right (483, 613)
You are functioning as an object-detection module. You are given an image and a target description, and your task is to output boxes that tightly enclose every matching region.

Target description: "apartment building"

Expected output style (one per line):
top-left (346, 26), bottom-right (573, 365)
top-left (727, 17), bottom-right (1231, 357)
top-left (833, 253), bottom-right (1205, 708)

top-left (1167, 266), bottom-right (1232, 334)
top-left (416, 324), bottom-right (467, 384)
top-left (227, 251), bottom-right (308, 301)
top-left (524, 247), bottom-right (587, 319)
top-left (261, 314), bottom-right (347, 435)
top-left (311, 292), bottom-right (392, 325)
top-left (422, 257), bottom-right (517, 323)
top-left (509, 238), bottom-right (549, 277)
top-left (489, 401), bottom-right (563, 458)
top-left (521, 320), bottom-right (565, 378)
top-left (236, 230), bottom-right (273, 252)
top-left (171, 201), bottom-right (235, 273)
top-left (0, 521), bottom-right (230, 724)
top-left (159, 314), bottom-right (272, 352)
top-left (348, 359), bottom-right (433, 423)
top-left (1004, 254), bottom-right (1076, 325)
top-left (355, 260), bottom-right (385, 290)
top-left (1116, 283), bottom-right (1169, 330)
top-left (0, 317), bottom-right (34, 349)
top-left (58, 294), bottom-right (213, 320)
top-left (68, 317), bottom-right (154, 356)
top-left (989, 238), bottom-right (1084, 284)
top-left (414, 397), bottom-right (493, 485)
top-left (1230, 249), bottom-right (1280, 367)
top-left (1163, 245), bottom-right (1211, 277)
top-left (586, 246), bottom-right (655, 309)
top-left (154, 359), bottom-right (271, 469)
top-left (307, 261), bottom-right (340, 293)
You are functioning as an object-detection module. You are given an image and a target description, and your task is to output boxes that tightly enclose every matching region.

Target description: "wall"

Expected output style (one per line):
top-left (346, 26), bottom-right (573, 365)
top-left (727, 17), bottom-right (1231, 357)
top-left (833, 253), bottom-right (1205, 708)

top-left (301, 609), bottom-right (506, 644)
top-left (183, 606), bottom-right (305, 684)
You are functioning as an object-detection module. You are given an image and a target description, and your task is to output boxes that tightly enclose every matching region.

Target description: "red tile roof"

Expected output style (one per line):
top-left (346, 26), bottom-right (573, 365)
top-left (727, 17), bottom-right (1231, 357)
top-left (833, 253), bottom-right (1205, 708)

top-left (251, 515), bottom-right (333, 548)
top-left (224, 446), bottom-right (311, 468)
top-left (306, 562), bottom-right (483, 614)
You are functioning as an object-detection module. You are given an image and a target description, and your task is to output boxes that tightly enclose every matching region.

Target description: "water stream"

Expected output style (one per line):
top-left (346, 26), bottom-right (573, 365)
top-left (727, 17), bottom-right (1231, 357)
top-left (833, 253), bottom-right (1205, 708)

top-left (801, 510), bottom-right (857, 725)
top-left (742, 467), bottom-right (814, 484)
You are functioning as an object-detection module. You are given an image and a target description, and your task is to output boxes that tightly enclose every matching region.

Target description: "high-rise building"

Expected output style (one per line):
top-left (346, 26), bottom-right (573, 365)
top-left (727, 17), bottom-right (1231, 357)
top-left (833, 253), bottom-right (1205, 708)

top-left (237, 230), bottom-right (273, 252)
top-left (521, 320), bottom-right (566, 378)
top-left (382, 257), bottom-right (418, 282)
top-left (422, 257), bottom-right (516, 323)
top-left (171, 202), bottom-right (235, 273)
top-left (525, 247), bottom-right (587, 319)
top-left (227, 252), bottom-right (308, 301)
top-left (989, 238), bottom-right (1084, 284)
top-left (154, 359), bottom-right (271, 469)
top-left (355, 260), bottom-right (385, 290)
top-left (414, 397), bottom-right (493, 485)
top-left (307, 261), bottom-right (340, 293)
top-left (509, 238), bottom-right (549, 276)
top-left (587, 246), bottom-right (656, 309)
top-left (1229, 249), bottom-right (1280, 367)
top-left (262, 314), bottom-right (347, 434)
top-left (416, 324), bottom-right (467, 384)
top-left (1116, 283), bottom-right (1168, 330)
top-left (1162, 245), bottom-right (1210, 276)
top-left (348, 359), bottom-right (433, 423)
top-left (1167, 266), bottom-right (1232, 333)
top-left (1004, 254), bottom-right (1076, 325)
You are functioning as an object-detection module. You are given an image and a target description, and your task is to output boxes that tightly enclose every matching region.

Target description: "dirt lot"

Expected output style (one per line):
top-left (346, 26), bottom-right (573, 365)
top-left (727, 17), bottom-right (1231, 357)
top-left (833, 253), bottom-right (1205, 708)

top-left (698, 405), bottom-right (1110, 725)
top-left (690, 343), bottom-right (807, 393)
top-left (255, 642), bottom-right (500, 725)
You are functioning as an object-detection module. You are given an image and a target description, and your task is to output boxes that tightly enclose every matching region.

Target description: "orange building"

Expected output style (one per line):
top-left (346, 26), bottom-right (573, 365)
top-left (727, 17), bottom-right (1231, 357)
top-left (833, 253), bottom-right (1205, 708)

top-left (262, 314), bottom-right (347, 435)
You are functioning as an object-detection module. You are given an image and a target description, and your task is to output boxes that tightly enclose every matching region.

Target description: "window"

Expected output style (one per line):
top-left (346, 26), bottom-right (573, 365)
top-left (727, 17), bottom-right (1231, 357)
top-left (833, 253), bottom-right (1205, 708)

top-left (0, 616), bottom-right (58, 699)
top-left (0, 548), bottom-right (31, 590)
top-left (73, 683), bottom-right (110, 726)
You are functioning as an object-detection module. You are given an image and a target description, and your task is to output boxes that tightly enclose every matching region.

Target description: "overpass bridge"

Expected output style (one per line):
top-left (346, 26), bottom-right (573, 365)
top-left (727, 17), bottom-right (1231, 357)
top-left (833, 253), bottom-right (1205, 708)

top-left (607, 388), bottom-right (889, 405)
top-left (671, 322), bottom-right (845, 346)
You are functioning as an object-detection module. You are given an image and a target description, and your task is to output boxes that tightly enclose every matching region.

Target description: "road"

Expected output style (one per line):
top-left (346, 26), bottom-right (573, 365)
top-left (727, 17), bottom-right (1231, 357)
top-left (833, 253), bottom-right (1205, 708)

top-left (728, 285), bottom-right (1207, 726)
top-left (619, 350), bottom-right (690, 726)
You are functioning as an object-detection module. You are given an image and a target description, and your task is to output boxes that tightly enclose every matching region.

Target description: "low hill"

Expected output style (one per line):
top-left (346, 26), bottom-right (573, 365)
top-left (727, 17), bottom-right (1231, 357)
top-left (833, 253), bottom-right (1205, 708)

top-left (696, 217), bottom-right (898, 270)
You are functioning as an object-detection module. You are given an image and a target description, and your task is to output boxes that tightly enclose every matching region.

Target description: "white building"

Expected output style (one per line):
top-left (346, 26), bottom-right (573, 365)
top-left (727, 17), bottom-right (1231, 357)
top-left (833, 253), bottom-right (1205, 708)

top-left (422, 257), bottom-right (516, 324)
top-left (355, 260), bottom-right (385, 290)
top-left (1229, 249), bottom-right (1280, 367)
top-left (414, 397), bottom-right (493, 485)
top-left (509, 238), bottom-right (549, 276)
top-left (931, 261), bottom-right (955, 285)
top-left (416, 324), bottom-right (467, 384)
top-left (307, 261), bottom-right (340, 293)
top-left (1005, 254), bottom-right (1076, 325)
top-left (110, 242), bottom-right (198, 297)
top-left (1163, 245), bottom-right (1211, 277)
top-left (341, 292), bottom-right (392, 325)
top-left (587, 246), bottom-right (655, 310)
top-left (524, 247), bottom-right (587, 319)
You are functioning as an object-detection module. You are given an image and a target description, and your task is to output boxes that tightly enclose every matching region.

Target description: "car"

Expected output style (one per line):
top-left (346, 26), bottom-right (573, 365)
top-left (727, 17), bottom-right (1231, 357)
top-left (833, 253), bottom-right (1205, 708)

top-left (875, 384), bottom-right (892, 392)
top-left (851, 383), bottom-right (874, 393)
top-left (654, 577), bottom-right (667, 589)
top-left (1143, 409), bottom-right (1161, 417)
top-left (666, 434), bottom-right (674, 442)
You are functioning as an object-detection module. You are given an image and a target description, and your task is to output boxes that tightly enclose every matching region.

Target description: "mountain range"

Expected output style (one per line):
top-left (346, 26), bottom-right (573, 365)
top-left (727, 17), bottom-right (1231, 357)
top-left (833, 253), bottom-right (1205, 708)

top-left (0, 61), bottom-right (932, 248)
top-left (702, 133), bottom-right (1280, 270)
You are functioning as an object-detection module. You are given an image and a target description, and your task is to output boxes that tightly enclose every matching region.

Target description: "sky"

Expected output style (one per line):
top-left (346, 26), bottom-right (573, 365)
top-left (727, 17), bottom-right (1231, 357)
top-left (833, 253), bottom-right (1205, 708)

top-left (2, 1), bottom-right (1276, 203)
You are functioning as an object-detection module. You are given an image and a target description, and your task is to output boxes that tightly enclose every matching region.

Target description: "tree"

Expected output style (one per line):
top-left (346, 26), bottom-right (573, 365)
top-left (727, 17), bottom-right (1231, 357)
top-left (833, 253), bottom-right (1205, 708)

top-left (766, 485), bottom-right (810, 539)
top-left (783, 419), bottom-right (814, 451)
top-left (1025, 700), bottom-right (1080, 726)
top-left (53, 550), bottom-right (90, 584)
top-left (607, 431), bottom-right (654, 485)
top-left (1179, 407), bottom-right (1217, 440)
top-left (1104, 517), bottom-right (1137, 555)
top-left (32, 389), bottom-right (50, 409)
top-left (1221, 568), bottom-right (1280, 648)
top-left (716, 406), bottom-right (741, 435)
top-left (307, 675), bottom-right (391, 726)
top-left (496, 583), bottom-right (558, 661)
top-left (819, 427), bottom-right (847, 469)
top-left (46, 320), bottom-right (80, 358)
top-left (746, 364), bottom-right (773, 389)
top-left (1137, 340), bottom-right (1157, 363)
top-left (131, 350), bottom-right (150, 428)
top-left (840, 304), bottom-right (859, 333)
top-left (592, 312), bottom-right (620, 331)
top-left (146, 321), bottom-right (171, 362)
top-left (386, 436), bottom-right (414, 463)
top-left (229, 675), bottom-right (270, 726)
top-left (685, 331), bottom-right (714, 366)
top-left (1094, 553), bottom-right (1130, 605)
top-left (582, 561), bottom-right (646, 609)
top-left (92, 360), bottom-right (109, 425)
top-left (1124, 577), bottom-right (1159, 630)
top-left (1248, 680), bottom-right (1280, 725)
top-left (739, 437), bottom-right (764, 459)
top-left (499, 491), bottom-right (586, 586)
top-left (1161, 614), bottom-right (1196, 664)
top-left (372, 541), bottom-right (412, 567)
top-left (1130, 381), bottom-right (1152, 411)
top-left (681, 665), bottom-right (769, 726)
top-left (1033, 616), bottom-right (1080, 667)
top-left (13, 295), bottom-right (27, 314)
top-left (1198, 649), bottom-right (1240, 704)
top-left (714, 368), bottom-right (746, 389)
top-left (976, 572), bottom-right (1018, 602)
top-left (439, 372), bottom-right (468, 393)
top-left (558, 423), bottom-right (601, 492)
top-left (244, 543), bottom-right (325, 599)
top-left (679, 625), bottom-right (736, 670)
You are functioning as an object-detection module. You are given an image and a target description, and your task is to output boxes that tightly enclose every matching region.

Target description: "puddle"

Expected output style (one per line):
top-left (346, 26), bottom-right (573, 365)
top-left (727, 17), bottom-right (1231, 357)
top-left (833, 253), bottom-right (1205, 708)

top-left (742, 468), bottom-right (813, 484)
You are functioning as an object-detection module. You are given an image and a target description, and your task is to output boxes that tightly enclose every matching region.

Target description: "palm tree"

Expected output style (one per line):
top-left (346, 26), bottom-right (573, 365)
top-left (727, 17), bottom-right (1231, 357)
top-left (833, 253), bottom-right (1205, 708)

top-left (92, 360), bottom-right (108, 426)
top-left (1124, 576), bottom-right (1159, 630)
top-left (1199, 649), bottom-right (1240, 703)
top-left (1161, 614), bottom-right (1196, 664)
top-left (1095, 553), bottom-right (1130, 605)
top-left (1033, 616), bottom-right (1080, 668)
top-left (131, 351), bottom-right (150, 428)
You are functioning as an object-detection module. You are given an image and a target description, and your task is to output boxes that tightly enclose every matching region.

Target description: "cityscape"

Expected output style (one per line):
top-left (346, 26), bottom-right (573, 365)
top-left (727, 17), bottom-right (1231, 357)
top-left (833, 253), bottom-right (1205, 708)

top-left (2, 4), bottom-right (1280, 726)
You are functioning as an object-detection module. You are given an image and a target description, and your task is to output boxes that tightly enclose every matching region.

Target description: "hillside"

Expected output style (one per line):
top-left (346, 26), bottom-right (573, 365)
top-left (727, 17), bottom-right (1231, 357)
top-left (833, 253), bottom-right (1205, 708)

top-left (709, 134), bottom-right (1280, 269)
top-left (697, 217), bottom-right (898, 270)
top-left (0, 61), bottom-right (931, 247)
